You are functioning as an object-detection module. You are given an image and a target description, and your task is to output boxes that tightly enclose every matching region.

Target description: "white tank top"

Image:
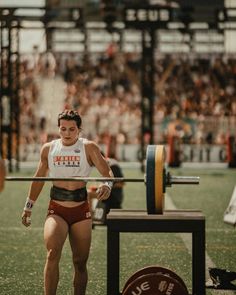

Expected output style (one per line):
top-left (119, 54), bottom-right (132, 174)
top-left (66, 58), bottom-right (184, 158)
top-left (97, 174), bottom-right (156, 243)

top-left (48, 138), bottom-right (93, 178)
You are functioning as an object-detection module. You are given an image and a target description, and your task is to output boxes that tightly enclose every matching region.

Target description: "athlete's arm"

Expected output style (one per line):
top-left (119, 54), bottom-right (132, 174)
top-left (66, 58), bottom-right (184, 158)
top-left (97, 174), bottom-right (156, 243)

top-left (86, 141), bottom-right (114, 200)
top-left (22, 143), bottom-right (50, 227)
top-left (27, 143), bottom-right (50, 201)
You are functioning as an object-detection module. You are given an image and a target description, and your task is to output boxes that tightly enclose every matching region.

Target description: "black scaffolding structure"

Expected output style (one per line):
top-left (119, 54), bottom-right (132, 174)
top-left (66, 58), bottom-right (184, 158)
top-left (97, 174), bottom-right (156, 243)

top-left (0, 6), bottom-right (83, 171)
top-left (0, 11), bottom-right (20, 172)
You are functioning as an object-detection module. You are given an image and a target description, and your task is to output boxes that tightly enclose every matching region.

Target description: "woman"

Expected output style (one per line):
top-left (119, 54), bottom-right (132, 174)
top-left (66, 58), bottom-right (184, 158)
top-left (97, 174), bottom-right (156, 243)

top-left (21, 109), bottom-right (113, 295)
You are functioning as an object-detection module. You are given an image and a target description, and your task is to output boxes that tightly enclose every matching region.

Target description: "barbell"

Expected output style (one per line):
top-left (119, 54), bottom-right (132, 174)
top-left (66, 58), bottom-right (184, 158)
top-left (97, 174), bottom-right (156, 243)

top-left (5, 145), bottom-right (199, 214)
top-left (122, 265), bottom-right (189, 295)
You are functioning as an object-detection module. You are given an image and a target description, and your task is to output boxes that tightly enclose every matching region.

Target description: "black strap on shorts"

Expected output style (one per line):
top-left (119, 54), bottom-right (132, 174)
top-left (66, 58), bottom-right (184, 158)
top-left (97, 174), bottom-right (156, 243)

top-left (50, 186), bottom-right (87, 202)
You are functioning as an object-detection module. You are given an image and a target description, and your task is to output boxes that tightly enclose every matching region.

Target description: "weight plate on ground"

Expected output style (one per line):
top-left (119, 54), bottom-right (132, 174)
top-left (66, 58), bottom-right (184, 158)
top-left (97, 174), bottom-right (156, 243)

top-left (122, 272), bottom-right (188, 295)
top-left (122, 265), bottom-right (188, 293)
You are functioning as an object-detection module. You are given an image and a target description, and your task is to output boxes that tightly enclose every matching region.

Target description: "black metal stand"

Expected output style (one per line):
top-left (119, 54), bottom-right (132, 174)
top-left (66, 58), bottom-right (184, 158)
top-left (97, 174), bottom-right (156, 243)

top-left (107, 209), bottom-right (205, 295)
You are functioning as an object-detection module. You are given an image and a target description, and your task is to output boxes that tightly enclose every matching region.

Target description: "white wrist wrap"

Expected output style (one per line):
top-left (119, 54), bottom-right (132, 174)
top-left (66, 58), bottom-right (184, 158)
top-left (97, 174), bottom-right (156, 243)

top-left (103, 181), bottom-right (113, 190)
top-left (24, 198), bottom-right (35, 211)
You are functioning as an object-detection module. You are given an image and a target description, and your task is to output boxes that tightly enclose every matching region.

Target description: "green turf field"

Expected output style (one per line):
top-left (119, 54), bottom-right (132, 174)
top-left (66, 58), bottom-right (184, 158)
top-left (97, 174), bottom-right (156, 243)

top-left (0, 166), bottom-right (236, 294)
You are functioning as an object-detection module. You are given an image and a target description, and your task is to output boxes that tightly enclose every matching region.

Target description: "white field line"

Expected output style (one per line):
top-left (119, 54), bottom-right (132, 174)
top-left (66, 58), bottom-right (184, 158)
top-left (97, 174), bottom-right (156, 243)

top-left (165, 194), bottom-right (235, 295)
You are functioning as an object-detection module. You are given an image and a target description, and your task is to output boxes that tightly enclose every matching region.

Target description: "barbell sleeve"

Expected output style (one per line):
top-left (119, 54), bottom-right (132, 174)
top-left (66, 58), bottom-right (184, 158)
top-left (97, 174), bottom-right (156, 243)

top-left (168, 175), bottom-right (200, 185)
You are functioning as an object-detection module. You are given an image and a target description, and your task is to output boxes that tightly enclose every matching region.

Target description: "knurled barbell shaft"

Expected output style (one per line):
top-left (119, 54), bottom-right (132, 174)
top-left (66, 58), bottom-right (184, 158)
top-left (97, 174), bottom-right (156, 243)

top-left (5, 176), bottom-right (144, 182)
top-left (5, 175), bottom-right (200, 184)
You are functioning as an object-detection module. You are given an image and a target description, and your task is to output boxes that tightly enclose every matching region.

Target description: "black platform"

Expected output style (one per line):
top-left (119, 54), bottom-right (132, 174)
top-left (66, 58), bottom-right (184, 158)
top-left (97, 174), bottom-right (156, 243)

top-left (106, 209), bottom-right (205, 295)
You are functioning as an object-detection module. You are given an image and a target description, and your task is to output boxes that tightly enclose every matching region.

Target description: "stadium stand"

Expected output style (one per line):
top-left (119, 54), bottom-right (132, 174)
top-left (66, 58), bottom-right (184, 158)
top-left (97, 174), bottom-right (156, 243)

top-left (18, 49), bottom-right (236, 161)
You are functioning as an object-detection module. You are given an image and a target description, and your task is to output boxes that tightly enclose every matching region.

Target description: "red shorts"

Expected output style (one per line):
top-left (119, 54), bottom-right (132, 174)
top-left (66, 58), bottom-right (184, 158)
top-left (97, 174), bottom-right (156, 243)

top-left (47, 200), bottom-right (91, 226)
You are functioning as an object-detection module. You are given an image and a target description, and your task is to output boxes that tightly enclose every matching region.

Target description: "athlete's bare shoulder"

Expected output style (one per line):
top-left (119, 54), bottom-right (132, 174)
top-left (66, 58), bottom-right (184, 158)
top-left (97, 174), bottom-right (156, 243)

top-left (42, 141), bottom-right (53, 150)
top-left (84, 140), bottom-right (103, 166)
top-left (40, 141), bottom-right (54, 158)
top-left (84, 140), bottom-right (100, 152)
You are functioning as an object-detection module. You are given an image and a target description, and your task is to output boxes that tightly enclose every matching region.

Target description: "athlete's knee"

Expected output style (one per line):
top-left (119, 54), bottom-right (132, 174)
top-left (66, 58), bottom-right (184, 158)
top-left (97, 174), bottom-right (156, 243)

top-left (73, 256), bottom-right (87, 273)
top-left (46, 248), bottom-right (61, 263)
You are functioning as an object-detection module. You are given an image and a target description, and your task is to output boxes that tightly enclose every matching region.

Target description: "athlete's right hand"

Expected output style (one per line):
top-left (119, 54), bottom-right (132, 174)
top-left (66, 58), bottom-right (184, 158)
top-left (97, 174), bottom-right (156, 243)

top-left (21, 211), bottom-right (32, 227)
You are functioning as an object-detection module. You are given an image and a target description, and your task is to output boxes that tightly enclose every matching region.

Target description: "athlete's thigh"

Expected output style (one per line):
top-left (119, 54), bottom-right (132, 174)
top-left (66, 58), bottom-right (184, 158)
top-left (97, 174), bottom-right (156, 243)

top-left (69, 219), bottom-right (92, 259)
top-left (44, 215), bottom-right (69, 250)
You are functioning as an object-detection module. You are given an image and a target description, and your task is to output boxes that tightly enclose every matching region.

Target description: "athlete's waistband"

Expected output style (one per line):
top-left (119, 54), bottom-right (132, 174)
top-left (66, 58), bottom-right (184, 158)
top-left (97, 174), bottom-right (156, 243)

top-left (50, 186), bottom-right (87, 202)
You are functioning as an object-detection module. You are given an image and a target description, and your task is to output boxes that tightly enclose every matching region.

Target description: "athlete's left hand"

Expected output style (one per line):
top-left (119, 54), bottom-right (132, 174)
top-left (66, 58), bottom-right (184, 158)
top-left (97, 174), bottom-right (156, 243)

top-left (96, 184), bottom-right (111, 200)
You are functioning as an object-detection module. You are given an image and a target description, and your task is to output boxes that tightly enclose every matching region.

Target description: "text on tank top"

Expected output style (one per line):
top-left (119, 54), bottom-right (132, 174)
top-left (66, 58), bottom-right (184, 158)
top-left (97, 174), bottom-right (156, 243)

top-left (48, 138), bottom-right (93, 178)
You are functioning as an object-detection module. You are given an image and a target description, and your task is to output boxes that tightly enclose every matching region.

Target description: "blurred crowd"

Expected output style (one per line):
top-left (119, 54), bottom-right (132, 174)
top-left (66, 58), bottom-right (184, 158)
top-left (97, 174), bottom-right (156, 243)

top-left (153, 55), bottom-right (236, 144)
top-left (18, 47), bottom-right (236, 160)
top-left (19, 49), bottom-right (58, 160)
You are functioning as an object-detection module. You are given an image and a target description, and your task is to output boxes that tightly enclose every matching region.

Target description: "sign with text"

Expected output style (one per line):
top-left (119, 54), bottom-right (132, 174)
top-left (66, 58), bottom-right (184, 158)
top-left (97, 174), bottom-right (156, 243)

top-left (124, 4), bottom-right (225, 29)
top-left (124, 6), bottom-right (171, 29)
